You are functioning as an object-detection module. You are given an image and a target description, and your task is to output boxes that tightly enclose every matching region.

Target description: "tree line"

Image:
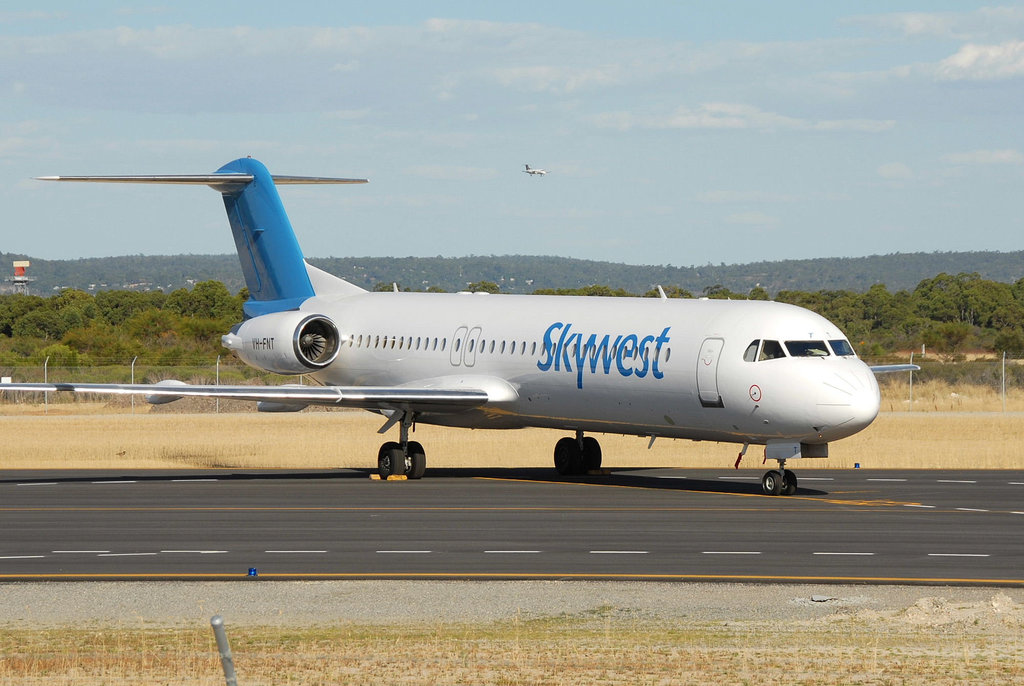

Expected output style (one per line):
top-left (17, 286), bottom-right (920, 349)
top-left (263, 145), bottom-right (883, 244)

top-left (2, 272), bottom-right (1024, 370)
top-left (8, 249), bottom-right (1024, 297)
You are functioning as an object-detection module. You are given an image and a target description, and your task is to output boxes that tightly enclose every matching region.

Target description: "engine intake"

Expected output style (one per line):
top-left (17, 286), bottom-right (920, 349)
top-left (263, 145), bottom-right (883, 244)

top-left (222, 311), bottom-right (341, 375)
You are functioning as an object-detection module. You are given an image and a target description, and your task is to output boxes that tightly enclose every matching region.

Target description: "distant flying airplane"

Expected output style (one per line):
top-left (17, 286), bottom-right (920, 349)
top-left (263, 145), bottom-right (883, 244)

top-left (523, 164), bottom-right (547, 176)
top-left (2, 158), bottom-right (915, 495)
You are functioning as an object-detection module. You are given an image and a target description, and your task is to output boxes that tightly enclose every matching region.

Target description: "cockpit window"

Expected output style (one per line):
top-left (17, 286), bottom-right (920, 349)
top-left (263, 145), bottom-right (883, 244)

top-left (785, 340), bottom-right (830, 357)
top-left (758, 340), bottom-right (786, 361)
top-left (743, 340), bottom-right (759, 362)
top-left (829, 339), bottom-right (855, 357)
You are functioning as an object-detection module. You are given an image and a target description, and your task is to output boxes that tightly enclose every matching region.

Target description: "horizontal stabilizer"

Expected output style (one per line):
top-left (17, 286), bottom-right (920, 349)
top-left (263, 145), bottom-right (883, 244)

top-left (869, 364), bottom-right (920, 374)
top-left (36, 173), bottom-right (367, 188)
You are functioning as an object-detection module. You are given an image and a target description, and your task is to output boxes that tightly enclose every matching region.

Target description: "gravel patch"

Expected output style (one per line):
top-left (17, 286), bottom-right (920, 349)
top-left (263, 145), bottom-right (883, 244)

top-left (2, 581), bottom-right (1022, 630)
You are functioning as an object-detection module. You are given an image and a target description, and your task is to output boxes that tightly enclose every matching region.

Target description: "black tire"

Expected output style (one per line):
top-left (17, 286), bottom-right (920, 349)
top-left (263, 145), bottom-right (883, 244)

top-left (761, 470), bottom-right (783, 496)
top-left (781, 469), bottom-right (798, 496)
top-left (377, 441), bottom-right (404, 478)
top-left (407, 441), bottom-right (426, 480)
top-left (554, 437), bottom-right (582, 475)
top-left (581, 436), bottom-right (602, 471)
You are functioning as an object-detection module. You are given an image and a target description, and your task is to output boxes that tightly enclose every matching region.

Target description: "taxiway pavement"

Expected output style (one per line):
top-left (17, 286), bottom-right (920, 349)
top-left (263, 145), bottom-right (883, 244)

top-left (1, 467), bottom-right (1021, 584)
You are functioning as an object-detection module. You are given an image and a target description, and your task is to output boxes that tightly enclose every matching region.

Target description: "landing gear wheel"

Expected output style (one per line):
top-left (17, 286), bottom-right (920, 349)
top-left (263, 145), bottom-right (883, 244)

top-left (554, 437), bottom-right (583, 475)
top-left (407, 441), bottom-right (426, 480)
top-left (781, 469), bottom-right (798, 496)
top-left (377, 442), bottom-right (404, 479)
top-left (761, 470), bottom-right (784, 496)
top-left (581, 436), bottom-right (602, 471)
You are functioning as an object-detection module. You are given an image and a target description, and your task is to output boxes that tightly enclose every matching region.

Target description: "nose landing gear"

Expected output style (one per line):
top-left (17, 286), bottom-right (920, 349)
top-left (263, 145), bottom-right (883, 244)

top-left (762, 459), bottom-right (798, 496)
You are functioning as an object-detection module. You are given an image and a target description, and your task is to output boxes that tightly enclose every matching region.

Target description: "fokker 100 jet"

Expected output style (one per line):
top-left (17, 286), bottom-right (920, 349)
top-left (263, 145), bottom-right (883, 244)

top-left (0, 158), bottom-right (914, 495)
top-left (523, 164), bottom-right (547, 176)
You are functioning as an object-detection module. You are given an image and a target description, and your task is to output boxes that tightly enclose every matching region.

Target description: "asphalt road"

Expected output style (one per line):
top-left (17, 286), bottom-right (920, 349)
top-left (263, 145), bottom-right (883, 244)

top-left (1, 467), bottom-right (1022, 584)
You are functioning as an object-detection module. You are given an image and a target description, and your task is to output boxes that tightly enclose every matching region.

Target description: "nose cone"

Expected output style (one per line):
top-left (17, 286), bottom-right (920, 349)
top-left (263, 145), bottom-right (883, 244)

top-left (815, 361), bottom-right (880, 441)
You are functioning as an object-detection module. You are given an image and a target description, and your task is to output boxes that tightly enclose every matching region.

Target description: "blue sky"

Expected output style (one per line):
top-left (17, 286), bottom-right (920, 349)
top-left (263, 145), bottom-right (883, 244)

top-left (1, 2), bottom-right (1022, 267)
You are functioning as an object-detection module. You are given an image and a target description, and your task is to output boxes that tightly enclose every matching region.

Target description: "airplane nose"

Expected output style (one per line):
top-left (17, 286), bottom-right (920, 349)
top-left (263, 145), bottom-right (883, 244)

top-left (815, 363), bottom-right (880, 440)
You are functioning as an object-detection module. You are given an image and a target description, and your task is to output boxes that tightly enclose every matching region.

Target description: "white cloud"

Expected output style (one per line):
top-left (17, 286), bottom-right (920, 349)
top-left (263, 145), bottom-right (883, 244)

top-left (593, 103), bottom-right (894, 133)
top-left (491, 65), bottom-right (625, 94)
top-left (936, 41), bottom-right (1024, 80)
top-left (877, 162), bottom-right (913, 180)
top-left (846, 7), bottom-right (1024, 41)
top-left (943, 149), bottom-right (1023, 165)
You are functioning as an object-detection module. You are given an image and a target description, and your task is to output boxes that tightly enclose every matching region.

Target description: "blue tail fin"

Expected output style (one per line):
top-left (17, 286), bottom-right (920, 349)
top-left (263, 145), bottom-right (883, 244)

top-left (215, 158), bottom-right (314, 317)
top-left (37, 157), bottom-right (367, 317)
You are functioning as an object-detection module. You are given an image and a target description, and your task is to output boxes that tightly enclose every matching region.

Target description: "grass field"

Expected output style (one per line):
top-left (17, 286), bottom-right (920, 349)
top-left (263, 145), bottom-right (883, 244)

top-left (3, 614), bottom-right (1021, 686)
top-left (1, 380), bottom-right (1021, 470)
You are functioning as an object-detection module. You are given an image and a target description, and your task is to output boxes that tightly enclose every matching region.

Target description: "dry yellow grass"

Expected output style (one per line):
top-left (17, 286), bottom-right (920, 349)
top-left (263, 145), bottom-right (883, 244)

top-left (1, 381), bottom-right (1022, 470)
top-left (2, 616), bottom-right (1021, 685)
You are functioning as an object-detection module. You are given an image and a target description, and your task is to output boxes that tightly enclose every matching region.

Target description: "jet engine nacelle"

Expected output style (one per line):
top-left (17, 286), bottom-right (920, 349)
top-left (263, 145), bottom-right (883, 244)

top-left (222, 311), bottom-right (341, 375)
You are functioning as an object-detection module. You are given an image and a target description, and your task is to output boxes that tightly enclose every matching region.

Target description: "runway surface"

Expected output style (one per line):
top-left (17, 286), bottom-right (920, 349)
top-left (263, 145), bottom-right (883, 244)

top-left (1, 467), bottom-right (1022, 584)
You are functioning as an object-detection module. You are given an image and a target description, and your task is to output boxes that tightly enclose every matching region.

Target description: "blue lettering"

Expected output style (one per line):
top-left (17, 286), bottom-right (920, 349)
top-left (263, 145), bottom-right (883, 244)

top-left (575, 333), bottom-right (600, 389)
top-left (652, 327), bottom-right (671, 379)
top-left (599, 335), bottom-right (622, 374)
top-left (616, 334), bottom-right (638, 377)
top-left (635, 334), bottom-right (655, 378)
top-left (536, 322), bottom-right (671, 388)
top-left (554, 324), bottom-right (573, 372)
top-left (536, 322), bottom-right (562, 372)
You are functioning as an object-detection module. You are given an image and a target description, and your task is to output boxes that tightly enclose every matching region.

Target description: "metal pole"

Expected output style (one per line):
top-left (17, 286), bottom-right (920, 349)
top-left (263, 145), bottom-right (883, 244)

top-left (908, 352), bottom-right (914, 411)
top-left (216, 355), bottom-right (220, 414)
top-left (210, 615), bottom-right (238, 686)
top-left (1002, 351), bottom-right (1006, 413)
top-left (43, 355), bottom-right (49, 414)
top-left (131, 356), bottom-right (138, 414)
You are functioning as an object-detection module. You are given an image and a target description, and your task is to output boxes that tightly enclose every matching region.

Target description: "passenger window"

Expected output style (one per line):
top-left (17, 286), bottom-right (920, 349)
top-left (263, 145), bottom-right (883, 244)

top-left (743, 340), bottom-right (759, 362)
top-left (759, 340), bottom-right (785, 361)
top-left (785, 341), bottom-right (829, 357)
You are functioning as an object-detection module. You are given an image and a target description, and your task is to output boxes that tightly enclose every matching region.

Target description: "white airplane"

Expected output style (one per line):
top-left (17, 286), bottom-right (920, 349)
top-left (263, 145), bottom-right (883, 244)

top-left (2, 157), bottom-right (915, 495)
top-left (523, 164), bottom-right (547, 176)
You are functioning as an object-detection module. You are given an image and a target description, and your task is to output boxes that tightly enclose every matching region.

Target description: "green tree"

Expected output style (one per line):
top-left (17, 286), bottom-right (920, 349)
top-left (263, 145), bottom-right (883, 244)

top-left (642, 285), bottom-right (693, 298)
top-left (95, 290), bottom-right (152, 326)
top-left (12, 308), bottom-right (65, 340)
top-left (165, 281), bottom-right (240, 320)
top-left (466, 280), bottom-right (500, 293)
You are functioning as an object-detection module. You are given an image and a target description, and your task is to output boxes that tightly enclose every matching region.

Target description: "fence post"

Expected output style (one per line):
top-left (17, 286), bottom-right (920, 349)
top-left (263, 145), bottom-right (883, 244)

top-left (210, 615), bottom-right (238, 686)
top-left (131, 356), bottom-right (138, 414)
top-left (43, 356), bottom-right (49, 414)
top-left (1002, 351), bottom-right (1006, 413)
top-left (908, 352), bottom-right (914, 410)
top-left (216, 355), bottom-right (220, 414)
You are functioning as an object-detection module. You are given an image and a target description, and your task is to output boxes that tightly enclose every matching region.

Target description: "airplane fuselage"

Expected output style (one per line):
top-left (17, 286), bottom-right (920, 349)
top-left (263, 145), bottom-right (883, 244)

top-left (295, 291), bottom-right (880, 446)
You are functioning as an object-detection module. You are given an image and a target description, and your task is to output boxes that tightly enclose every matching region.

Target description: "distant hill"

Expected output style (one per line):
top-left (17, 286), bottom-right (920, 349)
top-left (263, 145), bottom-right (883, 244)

top-left (2, 250), bottom-right (1022, 296)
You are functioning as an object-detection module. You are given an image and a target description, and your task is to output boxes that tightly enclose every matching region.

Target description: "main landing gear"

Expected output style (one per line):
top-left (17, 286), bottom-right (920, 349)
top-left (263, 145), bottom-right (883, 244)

top-left (376, 411), bottom-right (426, 479)
top-left (761, 459), bottom-right (798, 496)
top-left (553, 430), bottom-right (603, 475)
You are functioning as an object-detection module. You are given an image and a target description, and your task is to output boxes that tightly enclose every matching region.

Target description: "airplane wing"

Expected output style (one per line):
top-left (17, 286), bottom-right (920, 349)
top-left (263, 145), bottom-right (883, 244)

top-left (869, 364), bottom-right (920, 374)
top-left (0, 381), bottom-right (497, 413)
